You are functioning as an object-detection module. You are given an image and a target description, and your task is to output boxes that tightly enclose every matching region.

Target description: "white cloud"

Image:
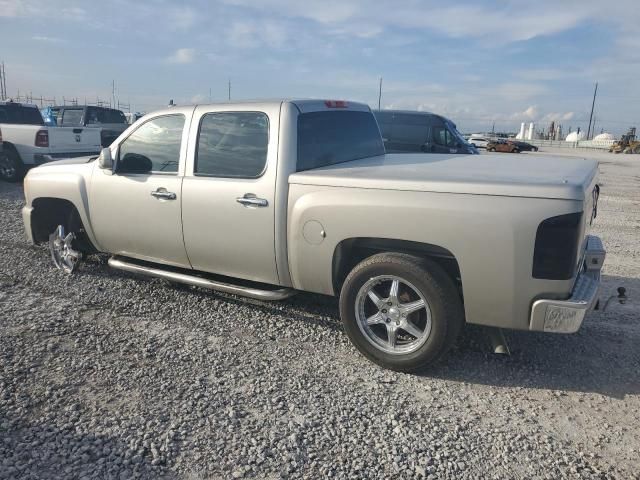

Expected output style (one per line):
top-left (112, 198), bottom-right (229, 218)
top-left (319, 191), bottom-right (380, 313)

top-left (227, 20), bottom-right (289, 49)
top-left (169, 7), bottom-right (197, 30)
top-left (31, 35), bottom-right (64, 43)
top-left (166, 48), bottom-right (195, 64)
top-left (0, 0), bottom-right (86, 20)
top-left (222, 0), bottom-right (640, 47)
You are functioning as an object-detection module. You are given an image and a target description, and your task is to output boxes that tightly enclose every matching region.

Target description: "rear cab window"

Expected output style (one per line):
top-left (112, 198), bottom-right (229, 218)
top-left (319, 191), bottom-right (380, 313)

top-left (61, 108), bottom-right (84, 126)
top-left (0, 104), bottom-right (45, 125)
top-left (297, 110), bottom-right (384, 171)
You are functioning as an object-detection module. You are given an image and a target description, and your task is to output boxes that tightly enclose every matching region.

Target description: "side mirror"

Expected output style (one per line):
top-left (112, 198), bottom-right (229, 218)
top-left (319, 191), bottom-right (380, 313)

top-left (97, 148), bottom-right (113, 170)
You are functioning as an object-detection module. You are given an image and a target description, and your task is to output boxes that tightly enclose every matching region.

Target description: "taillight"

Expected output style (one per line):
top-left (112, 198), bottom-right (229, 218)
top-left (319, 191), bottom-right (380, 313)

top-left (35, 130), bottom-right (49, 147)
top-left (532, 212), bottom-right (583, 280)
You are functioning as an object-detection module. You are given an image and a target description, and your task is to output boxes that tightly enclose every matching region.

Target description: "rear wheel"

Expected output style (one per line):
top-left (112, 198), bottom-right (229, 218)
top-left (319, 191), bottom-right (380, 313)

top-left (339, 253), bottom-right (464, 372)
top-left (0, 148), bottom-right (25, 182)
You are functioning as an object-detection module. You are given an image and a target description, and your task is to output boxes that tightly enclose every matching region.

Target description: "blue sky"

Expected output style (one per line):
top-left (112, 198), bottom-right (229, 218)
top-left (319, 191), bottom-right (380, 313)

top-left (1, 0), bottom-right (639, 134)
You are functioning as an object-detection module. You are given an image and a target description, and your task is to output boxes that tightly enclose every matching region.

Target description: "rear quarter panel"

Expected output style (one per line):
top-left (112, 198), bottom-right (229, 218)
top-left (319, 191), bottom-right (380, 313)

top-left (287, 184), bottom-right (583, 330)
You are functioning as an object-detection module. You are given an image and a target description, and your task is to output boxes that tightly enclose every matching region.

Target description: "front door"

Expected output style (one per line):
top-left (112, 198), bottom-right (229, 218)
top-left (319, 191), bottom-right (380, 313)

top-left (181, 105), bottom-right (280, 285)
top-left (89, 112), bottom-right (193, 268)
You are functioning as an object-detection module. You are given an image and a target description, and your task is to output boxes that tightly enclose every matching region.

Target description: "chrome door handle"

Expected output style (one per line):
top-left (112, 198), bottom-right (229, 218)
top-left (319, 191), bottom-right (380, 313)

top-left (150, 190), bottom-right (177, 200)
top-left (236, 194), bottom-right (268, 208)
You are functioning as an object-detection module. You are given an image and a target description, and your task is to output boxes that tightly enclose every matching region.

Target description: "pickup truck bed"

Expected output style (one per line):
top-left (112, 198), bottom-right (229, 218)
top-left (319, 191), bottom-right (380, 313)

top-left (290, 152), bottom-right (597, 200)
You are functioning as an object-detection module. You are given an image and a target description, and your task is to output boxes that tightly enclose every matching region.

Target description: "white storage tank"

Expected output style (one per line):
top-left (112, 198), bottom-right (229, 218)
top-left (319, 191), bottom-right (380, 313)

top-left (593, 133), bottom-right (615, 141)
top-left (565, 131), bottom-right (585, 142)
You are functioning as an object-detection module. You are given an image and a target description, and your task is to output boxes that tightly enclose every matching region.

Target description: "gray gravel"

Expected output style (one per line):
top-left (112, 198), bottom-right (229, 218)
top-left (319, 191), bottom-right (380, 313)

top-left (1, 151), bottom-right (639, 479)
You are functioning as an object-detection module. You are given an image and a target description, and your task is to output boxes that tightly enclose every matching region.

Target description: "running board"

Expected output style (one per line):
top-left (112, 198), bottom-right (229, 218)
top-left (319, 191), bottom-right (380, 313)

top-left (108, 257), bottom-right (297, 301)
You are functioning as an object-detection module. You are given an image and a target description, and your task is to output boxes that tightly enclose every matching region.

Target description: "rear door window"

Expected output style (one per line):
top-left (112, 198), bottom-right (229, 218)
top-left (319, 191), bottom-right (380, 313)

top-left (195, 112), bottom-right (269, 178)
top-left (297, 111), bottom-right (384, 171)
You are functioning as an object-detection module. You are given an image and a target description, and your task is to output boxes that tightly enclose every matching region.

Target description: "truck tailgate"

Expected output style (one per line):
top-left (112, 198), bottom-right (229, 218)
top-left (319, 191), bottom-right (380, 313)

top-left (47, 126), bottom-right (102, 154)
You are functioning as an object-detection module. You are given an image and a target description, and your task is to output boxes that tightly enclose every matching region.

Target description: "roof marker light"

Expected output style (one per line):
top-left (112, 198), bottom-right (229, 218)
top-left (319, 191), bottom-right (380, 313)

top-left (324, 100), bottom-right (348, 108)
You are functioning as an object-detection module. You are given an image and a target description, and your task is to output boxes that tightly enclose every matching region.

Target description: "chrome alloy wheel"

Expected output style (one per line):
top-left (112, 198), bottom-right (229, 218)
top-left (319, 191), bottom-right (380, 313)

top-left (49, 225), bottom-right (81, 273)
top-left (355, 275), bottom-right (432, 355)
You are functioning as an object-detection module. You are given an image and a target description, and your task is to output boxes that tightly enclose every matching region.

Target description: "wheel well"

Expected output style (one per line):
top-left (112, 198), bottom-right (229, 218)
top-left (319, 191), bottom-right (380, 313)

top-left (2, 142), bottom-right (22, 161)
top-left (332, 238), bottom-right (463, 300)
top-left (30, 198), bottom-right (95, 252)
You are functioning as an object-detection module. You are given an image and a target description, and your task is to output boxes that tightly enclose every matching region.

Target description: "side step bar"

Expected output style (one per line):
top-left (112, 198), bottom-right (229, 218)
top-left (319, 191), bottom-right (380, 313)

top-left (108, 257), bottom-right (297, 301)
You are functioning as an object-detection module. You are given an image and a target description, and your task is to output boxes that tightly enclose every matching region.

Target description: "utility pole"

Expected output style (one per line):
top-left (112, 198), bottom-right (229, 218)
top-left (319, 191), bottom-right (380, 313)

top-left (209, 87), bottom-right (212, 103)
top-left (228, 79), bottom-right (231, 101)
top-left (586, 82), bottom-right (598, 140)
top-left (377, 77), bottom-right (382, 110)
top-left (112, 80), bottom-right (116, 108)
top-left (0, 62), bottom-right (6, 100)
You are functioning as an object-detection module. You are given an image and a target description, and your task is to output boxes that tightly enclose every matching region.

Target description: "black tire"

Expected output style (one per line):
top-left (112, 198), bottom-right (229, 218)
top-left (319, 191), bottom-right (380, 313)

top-left (487, 147), bottom-right (495, 152)
top-left (0, 148), bottom-right (25, 182)
top-left (339, 253), bottom-right (464, 372)
top-left (512, 148), bottom-right (520, 153)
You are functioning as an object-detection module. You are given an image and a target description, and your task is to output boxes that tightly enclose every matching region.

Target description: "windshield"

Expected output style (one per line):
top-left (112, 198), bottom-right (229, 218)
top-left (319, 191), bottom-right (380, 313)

top-left (297, 111), bottom-right (384, 171)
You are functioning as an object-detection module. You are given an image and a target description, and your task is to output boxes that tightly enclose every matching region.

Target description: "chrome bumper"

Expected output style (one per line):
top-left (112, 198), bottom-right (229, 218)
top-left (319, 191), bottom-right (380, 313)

top-left (530, 235), bottom-right (606, 333)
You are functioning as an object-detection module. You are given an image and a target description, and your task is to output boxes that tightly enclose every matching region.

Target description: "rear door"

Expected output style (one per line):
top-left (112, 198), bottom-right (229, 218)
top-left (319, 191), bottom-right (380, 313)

top-left (181, 103), bottom-right (280, 285)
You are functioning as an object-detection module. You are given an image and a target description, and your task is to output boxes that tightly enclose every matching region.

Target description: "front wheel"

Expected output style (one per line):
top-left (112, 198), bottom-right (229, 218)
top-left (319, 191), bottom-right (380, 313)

top-left (339, 253), bottom-right (464, 372)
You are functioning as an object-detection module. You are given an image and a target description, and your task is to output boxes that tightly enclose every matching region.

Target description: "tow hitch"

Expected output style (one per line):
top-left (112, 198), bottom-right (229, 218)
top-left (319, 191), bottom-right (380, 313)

top-left (597, 287), bottom-right (628, 311)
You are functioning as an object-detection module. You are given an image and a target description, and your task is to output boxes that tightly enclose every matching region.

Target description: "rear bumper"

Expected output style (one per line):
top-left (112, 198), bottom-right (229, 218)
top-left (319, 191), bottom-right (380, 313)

top-left (529, 235), bottom-right (606, 333)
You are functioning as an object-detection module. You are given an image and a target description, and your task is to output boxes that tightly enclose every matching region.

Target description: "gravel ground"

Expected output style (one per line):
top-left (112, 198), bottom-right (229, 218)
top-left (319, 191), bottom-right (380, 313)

top-left (1, 151), bottom-right (639, 480)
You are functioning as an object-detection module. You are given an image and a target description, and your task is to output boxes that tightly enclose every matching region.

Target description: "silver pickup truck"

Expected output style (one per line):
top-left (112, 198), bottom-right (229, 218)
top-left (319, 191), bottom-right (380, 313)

top-left (21, 99), bottom-right (605, 371)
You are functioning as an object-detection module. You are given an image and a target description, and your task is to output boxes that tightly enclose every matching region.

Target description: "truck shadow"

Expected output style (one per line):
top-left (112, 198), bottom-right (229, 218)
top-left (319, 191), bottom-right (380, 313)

top-left (424, 273), bottom-right (640, 399)
top-left (82, 259), bottom-right (639, 399)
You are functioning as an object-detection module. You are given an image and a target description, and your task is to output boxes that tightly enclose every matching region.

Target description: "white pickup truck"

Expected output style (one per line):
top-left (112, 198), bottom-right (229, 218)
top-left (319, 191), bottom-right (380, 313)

top-left (21, 99), bottom-right (606, 371)
top-left (0, 101), bottom-right (102, 181)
